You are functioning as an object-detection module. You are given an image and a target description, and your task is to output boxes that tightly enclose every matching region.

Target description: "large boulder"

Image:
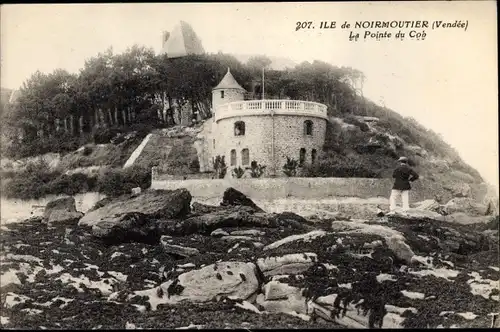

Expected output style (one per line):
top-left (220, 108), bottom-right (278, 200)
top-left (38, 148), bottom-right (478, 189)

top-left (163, 207), bottom-right (312, 236)
top-left (43, 196), bottom-right (83, 225)
top-left (221, 187), bottom-right (264, 212)
top-left (79, 189), bottom-right (192, 228)
top-left (160, 235), bottom-right (201, 257)
top-left (133, 261), bottom-right (259, 309)
top-left (163, 206), bottom-right (256, 236)
top-left (90, 212), bottom-right (158, 244)
top-left (256, 281), bottom-right (308, 315)
top-left (413, 199), bottom-right (441, 212)
top-left (386, 209), bottom-right (447, 222)
top-left (443, 197), bottom-right (488, 217)
top-left (191, 202), bottom-right (221, 214)
top-left (256, 253), bottom-right (318, 276)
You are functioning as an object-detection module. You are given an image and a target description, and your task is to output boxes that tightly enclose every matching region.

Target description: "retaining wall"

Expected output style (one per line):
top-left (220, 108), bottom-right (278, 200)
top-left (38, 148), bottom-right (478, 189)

top-left (151, 177), bottom-right (438, 201)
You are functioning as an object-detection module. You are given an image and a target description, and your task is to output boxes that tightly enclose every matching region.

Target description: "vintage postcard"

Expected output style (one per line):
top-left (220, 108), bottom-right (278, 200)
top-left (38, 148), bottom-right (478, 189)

top-left (1, 1), bottom-right (498, 329)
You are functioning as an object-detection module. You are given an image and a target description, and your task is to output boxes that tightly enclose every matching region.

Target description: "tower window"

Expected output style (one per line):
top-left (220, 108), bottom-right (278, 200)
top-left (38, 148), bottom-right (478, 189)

top-left (242, 148), bottom-right (250, 166)
top-left (234, 121), bottom-right (245, 136)
top-left (304, 120), bottom-right (313, 136)
top-left (221, 91), bottom-right (225, 99)
top-left (311, 149), bottom-right (317, 164)
top-left (230, 149), bottom-right (237, 166)
top-left (299, 148), bottom-right (306, 166)
top-left (213, 139), bottom-right (216, 149)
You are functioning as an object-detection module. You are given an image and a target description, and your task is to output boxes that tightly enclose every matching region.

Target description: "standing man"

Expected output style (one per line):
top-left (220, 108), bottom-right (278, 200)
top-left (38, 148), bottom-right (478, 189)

top-left (390, 156), bottom-right (419, 211)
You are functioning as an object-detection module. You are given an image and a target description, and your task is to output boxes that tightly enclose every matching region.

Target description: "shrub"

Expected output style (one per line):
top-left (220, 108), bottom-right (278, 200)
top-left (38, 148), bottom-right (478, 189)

top-left (485, 215), bottom-right (499, 230)
top-left (232, 166), bottom-right (245, 179)
top-left (96, 165), bottom-right (151, 197)
top-left (250, 161), bottom-right (266, 178)
top-left (82, 145), bottom-right (93, 156)
top-left (189, 157), bottom-right (200, 173)
top-left (48, 173), bottom-right (97, 196)
top-left (128, 123), bottom-right (157, 139)
top-left (343, 115), bottom-right (370, 132)
top-left (283, 157), bottom-right (298, 177)
top-left (2, 159), bottom-right (63, 199)
top-left (93, 127), bottom-right (123, 144)
top-left (213, 155), bottom-right (227, 179)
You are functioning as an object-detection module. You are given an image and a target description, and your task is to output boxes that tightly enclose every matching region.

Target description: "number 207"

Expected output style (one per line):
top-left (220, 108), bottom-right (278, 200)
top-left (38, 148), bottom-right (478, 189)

top-left (296, 21), bottom-right (313, 31)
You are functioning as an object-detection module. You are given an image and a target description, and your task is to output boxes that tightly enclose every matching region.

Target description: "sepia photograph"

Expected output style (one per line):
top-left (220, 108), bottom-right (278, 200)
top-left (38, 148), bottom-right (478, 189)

top-left (0, 1), bottom-right (498, 329)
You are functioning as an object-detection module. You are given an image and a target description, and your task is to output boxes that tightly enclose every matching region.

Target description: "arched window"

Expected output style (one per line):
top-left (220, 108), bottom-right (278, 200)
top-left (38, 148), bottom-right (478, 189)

top-left (299, 148), bottom-right (306, 166)
top-left (221, 91), bottom-right (225, 99)
top-left (234, 121), bottom-right (245, 136)
top-left (311, 149), bottom-right (317, 164)
top-left (304, 120), bottom-right (313, 136)
top-left (213, 139), bottom-right (216, 149)
top-left (241, 148), bottom-right (250, 166)
top-left (230, 149), bottom-right (237, 166)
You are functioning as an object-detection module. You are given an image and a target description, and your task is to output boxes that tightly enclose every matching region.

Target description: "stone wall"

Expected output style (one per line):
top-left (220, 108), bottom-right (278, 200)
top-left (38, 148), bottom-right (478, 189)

top-left (151, 175), bottom-right (490, 203)
top-left (152, 177), bottom-right (394, 200)
top-left (212, 114), bottom-right (327, 176)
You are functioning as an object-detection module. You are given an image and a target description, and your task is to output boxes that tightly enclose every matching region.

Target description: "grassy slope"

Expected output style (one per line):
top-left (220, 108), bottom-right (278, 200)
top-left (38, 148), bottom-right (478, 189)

top-left (308, 97), bottom-right (488, 202)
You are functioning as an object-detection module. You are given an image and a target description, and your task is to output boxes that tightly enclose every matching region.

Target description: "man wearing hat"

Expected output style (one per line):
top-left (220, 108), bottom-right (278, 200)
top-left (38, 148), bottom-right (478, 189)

top-left (390, 156), bottom-right (419, 211)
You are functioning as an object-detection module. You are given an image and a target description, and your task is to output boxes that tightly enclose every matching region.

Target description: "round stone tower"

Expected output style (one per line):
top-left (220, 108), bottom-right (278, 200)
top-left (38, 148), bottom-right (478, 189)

top-left (211, 68), bottom-right (246, 114)
top-left (210, 68), bottom-right (328, 177)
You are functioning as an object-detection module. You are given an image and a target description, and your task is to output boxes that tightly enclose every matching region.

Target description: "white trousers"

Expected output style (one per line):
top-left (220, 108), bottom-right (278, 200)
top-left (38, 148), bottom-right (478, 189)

top-left (390, 189), bottom-right (410, 211)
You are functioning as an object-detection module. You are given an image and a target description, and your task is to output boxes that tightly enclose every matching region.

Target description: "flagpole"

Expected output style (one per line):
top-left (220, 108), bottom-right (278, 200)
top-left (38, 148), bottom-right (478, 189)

top-left (262, 67), bottom-right (265, 100)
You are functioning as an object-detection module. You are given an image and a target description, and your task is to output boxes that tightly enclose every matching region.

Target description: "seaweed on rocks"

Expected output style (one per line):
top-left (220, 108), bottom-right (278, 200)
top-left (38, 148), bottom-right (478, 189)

top-left (166, 278), bottom-right (185, 298)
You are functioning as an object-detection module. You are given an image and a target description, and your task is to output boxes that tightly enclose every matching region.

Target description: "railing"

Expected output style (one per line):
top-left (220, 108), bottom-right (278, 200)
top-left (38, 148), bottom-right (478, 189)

top-left (215, 99), bottom-right (328, 121)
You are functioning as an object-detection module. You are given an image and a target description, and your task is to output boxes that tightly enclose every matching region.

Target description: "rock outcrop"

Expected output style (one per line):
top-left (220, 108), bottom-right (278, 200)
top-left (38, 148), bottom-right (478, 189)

top-left (221, 187), bottom-right (264, 212)
top-left (2, 186), bottom-right (498, 330)
top-left (79, 189), bottom-right (192, 228)
top-left (43, 196), bottom-right (83, 225)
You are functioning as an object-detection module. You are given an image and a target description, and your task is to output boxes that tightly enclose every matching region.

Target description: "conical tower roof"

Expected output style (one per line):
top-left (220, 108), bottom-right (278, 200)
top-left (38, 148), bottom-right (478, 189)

top-left (213, 68), bottom-right (246, 91)
top-left (160, 21), bottom-right (205, 58)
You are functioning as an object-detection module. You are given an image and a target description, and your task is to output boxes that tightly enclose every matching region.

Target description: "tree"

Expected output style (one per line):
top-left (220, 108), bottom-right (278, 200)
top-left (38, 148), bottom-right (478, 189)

top-left (247, 55), bottom-right (272, 71)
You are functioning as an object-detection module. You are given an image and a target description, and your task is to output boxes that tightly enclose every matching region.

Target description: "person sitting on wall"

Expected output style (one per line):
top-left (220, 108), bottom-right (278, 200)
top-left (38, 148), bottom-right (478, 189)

top-left (389, 156), bottom-right (419, 212)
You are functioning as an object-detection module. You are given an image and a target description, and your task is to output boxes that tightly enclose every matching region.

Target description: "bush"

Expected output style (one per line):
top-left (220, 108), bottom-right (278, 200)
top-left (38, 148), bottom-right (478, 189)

top-left (232, 166), bottom-right (245, 179)
top-left (96, 166), bottom-right (151, 197)
top-left (48, 173), bottom-right (97, 196)
top-left (302, 152), bottom-right (382, 178)
top-left (189, 157), bottom-right (200, 173)
top-left (2, 159), bottom-right (63, 199)
top-left (485, 215), bottom-right (499, 230)
top-left (128, 123), bottom-right (157, 139)
top-left (343, 115), bottom-right (370, 132)
top-left (213, 155), bottom-right (227, 179)
top-left (250, 161), bottom-right (266, 178)
top-left (82, 145), bottom-right (93, 156)
top-left (283, 157), bottom-right (298, 177)
top-left (93, 127), bottom-right (123, 144)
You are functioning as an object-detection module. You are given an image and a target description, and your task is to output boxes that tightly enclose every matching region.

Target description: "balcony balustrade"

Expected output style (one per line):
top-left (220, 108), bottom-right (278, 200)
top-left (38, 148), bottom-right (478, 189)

top-left (215, 99), bottom-right (328, 122)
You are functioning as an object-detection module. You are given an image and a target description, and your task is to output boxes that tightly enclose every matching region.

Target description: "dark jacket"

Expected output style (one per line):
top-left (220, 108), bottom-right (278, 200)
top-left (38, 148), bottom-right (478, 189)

top-left (392, 164), bottom-right (419, 190)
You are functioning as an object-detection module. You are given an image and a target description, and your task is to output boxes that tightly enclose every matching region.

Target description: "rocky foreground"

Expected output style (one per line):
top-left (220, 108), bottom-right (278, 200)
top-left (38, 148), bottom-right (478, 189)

top-left (1, 188), bottom-right (499, 329)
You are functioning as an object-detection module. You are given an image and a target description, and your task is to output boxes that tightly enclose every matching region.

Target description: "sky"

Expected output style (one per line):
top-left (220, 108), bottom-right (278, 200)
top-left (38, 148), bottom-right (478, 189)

top-left (1, 2), bottom-right (498, 192)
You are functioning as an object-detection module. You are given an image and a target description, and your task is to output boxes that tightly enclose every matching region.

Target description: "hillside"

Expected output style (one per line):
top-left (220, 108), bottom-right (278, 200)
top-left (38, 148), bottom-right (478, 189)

top-left (0, 52), bottom-right (496, 206)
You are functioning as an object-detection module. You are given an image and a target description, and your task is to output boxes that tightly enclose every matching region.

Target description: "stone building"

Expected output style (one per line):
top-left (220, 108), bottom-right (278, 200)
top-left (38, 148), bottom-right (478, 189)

top-left (160, 21), bottom-right (205, 58)
top-left (207, 68), bottom-right (328, 177)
